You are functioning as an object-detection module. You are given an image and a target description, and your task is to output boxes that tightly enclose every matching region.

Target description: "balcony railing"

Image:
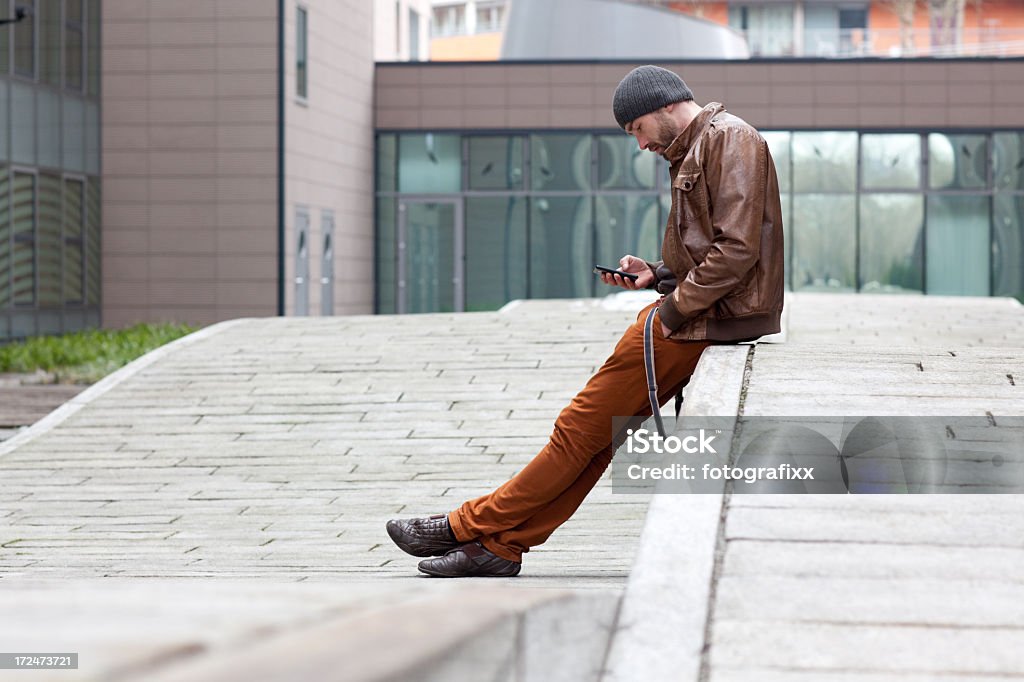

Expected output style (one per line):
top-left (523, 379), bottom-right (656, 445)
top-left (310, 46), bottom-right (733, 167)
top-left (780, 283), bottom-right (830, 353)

top-left (745, 27), bottom-right (1024, 59)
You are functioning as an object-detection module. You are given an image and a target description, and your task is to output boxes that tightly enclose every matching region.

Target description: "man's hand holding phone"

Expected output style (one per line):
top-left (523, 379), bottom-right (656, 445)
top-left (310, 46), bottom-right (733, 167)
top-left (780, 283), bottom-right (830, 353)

top-left (595, 255), bottom-right (654, 291)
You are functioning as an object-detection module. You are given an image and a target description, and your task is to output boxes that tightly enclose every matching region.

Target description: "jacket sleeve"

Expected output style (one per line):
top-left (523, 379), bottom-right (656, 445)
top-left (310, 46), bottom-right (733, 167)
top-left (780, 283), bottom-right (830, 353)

top-left (659, 126), bottom-right (767, 331)
top-left (643, 259), bottom-right (663, 290)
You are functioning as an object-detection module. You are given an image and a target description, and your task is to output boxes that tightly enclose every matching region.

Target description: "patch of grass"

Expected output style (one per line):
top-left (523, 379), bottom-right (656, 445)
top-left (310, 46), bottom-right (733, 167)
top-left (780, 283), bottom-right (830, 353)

top-left (0, 323), bottom-right (199, 384)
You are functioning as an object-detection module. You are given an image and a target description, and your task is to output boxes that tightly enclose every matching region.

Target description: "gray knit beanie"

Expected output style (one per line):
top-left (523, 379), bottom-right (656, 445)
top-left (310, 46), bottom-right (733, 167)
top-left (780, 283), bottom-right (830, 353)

top-left (612, 65), bottom-right (694, 129)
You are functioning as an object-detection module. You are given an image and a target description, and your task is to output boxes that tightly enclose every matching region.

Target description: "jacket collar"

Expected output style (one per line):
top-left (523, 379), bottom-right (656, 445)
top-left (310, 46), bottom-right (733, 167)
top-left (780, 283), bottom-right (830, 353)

top-left (664, 102), bottom-right (726, 165)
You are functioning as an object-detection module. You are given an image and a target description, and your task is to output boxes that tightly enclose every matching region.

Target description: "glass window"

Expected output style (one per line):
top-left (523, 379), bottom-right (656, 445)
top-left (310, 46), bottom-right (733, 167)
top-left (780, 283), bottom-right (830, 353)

top-left (993, 133), bottom-right (1024, 192)
top-left (64, 178), bottom-right (84, 304)
top-left (377, 133), bottom-right (396, 193)
top-left (87, 0), bottom-right (98, 95)
top-left (376, 198), bottom-right (396, 314)
top-left (85, 177), bottom-right (99, 305)
top-left (14, 0), bottom-right (35, 79)
top-left (859, 194), bottom-right (923, 293)
top-left (409, 8), bottom-right (420, 61)
top-left (397, 133), bottom-right (460, 193)
top-left (597, 135), bottom-right (656, 190)
top-left (296, 6), bottom-right (307, 98)
top-left (728, 3), bottom-right (794, 56)
top-left (37, 89), bottom-right (60, 168)
top-left (792, 194), bottom-right (856, 291)
top-left (85, 101), bottom-right (99, 175)
top-left (929, 134), bottom-right (987, 190)
top-left (11, 82), bottom-right (35, 164)
top-left (476, 2), bottom-right (505, 33)
top-left (468, 136), bottom-right (524, 191)
top-left (63, 95), bottom-right (85, 172)
top-left (12, 172), bottom-right (35, 306)
top-left (37, 173), bottom-right (60, 307)
top-left (594, 195), bottom-right (661, 277)
top-left (792, 132), bottom-right (856, 192)
top-left (861, 134), bottom-right (920, 190)
top-left (762, 131), bottom-right (791, 193)
top-left (39, 0), bottom-right (59, 86)
top-left (466, 197), bottom-right (527, 311)
top-left (926, 195), bottom-right (990, 296)
top-left (529, 196), bottom-right (592, 298)
top-left (65, 0), bottom-right (84, 90)
top-left (431, 4), bottom-right (465, 37)
top-left (0, 168), bottom-right (9, 309)
top-left (531, 134), bottom-right (592, 192)
top-left (993, 193), bottom-right (1023, 300)
top-left (0, 83), bottom-right (7, 160)
top-left (0, 5), bottom-right (8, 75)
top-left (402, 202), bottom-right (455, 313)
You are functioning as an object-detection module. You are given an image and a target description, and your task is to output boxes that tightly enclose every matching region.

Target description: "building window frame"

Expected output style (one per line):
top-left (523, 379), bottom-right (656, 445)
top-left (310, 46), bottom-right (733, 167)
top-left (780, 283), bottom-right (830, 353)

top-left (296, 4), bottom-right (308, 101)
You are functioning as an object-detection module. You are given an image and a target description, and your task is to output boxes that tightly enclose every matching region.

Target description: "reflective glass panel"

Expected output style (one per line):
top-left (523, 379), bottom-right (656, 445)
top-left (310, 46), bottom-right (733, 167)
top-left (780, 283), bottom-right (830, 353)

top-left (11, 82), bottom-right (36, 165)
top-left (86, 101), bottom-right (99, 175)
top-left (85, 178), bottom-right (99, 305)
top-left (861, 134), bottom-right (920, 190)
top-left (398, 133), bottom-right (460, 194)
top-left (37, 89), bottom-right (60, 168)
top-left (14, 0), bottom-right (35, 78)
top-left (929, 133), bottom-right (987, 190)
top-left (468, 136), bottom-right (524, 190)
top-left (87, 0), bottom-right (99, 95)
top-left (63, 96), bottom-right (86, 172)
top-left (792, 132), bottom-right (856, 192)
top-left (926, 195), bottom-right (990, 296)
top-left (37, 173), bottom-right (60, 306)
top-left (792, 194), bottom-right (856, 291)
top-left (531, 134), bottom-right (591, 191)
top-left (763, 131), bottom-right (791, 193)
top-left (402, 202), bottom-right (456, 314)
top-left (0, 169), bottom-right (9, 309)
top-left (993, 193), bottom-right (1024, 300)
top-left (377, 133), bottom-right (396, 193)
top-left (466, 197), bottom-right (527, 311)
top-left (859, 194), bottom-right (924, 293)
top-left (0, 8), bottom-right (8, 75)
top-left (39, 0), bottom-right (59, 86)
top-left (12, 172), bottom-right (35, 306)
top-left (529, 196), bottom-right (592, 298)
top-left (376, 198), bottom-right (396, 314)
top-left (64, 178), bottom-right (84, 304)
top-left (993, 133), bottom-right (1024, 192)
top-left (0, 83), bottom-right (7, 159)
top-left (597, 135), bottom-right (656, 190)
top-left (593, 195), bottom-right (661, 278)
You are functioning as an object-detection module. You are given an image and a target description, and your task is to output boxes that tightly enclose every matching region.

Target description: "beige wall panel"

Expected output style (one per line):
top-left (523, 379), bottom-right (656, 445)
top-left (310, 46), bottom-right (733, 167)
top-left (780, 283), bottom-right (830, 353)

top-left (282, 0), bottom-right (374, 317)
top-left (103, 0), bottom-right (280, 326)
top-left (377, 60), bottom-right (1024, 131)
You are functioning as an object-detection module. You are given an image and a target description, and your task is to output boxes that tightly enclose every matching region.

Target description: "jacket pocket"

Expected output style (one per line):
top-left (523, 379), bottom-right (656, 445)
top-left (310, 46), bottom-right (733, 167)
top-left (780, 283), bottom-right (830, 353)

top-left (673, 170), bottom-right (709, 224)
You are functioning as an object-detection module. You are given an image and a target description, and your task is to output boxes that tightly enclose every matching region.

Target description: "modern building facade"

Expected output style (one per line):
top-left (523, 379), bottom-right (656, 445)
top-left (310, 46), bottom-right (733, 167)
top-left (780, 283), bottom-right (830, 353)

top-left (100, 0), bottom-right (373, 331)
top-left (1, 0), bottom-right (101, 341)
top-left (375, 59), bottom-right (1024, 314)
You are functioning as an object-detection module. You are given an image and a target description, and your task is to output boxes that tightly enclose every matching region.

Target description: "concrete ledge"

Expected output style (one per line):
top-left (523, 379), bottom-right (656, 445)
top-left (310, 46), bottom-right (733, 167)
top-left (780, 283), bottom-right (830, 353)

top-left (602, 345), bottom-right (751, 682)
top-left (136, 587), bottom-right (619, 682)
top-left (0, 318), bottom-right (250, 459)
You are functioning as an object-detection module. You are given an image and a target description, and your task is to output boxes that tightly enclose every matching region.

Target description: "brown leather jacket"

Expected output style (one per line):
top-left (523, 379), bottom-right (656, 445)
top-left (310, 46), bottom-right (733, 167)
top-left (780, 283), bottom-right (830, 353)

top-left (646, 102), bottom-right (785, 342)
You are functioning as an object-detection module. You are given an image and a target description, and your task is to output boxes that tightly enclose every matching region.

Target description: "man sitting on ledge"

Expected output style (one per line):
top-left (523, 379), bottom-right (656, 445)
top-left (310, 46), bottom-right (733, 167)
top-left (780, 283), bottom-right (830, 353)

top-left (387, 65), bottom-right (785, 577)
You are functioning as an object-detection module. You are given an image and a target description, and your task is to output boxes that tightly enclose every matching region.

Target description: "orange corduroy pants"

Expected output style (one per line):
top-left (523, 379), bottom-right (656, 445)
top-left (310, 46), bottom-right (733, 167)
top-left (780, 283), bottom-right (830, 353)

top-left (448, 301), bottom-right (712, 562)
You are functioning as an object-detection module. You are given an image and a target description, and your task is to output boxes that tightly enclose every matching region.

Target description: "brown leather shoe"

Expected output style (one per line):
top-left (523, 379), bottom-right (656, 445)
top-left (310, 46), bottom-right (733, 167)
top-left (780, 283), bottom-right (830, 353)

top-left (386, 514), bottom-right (459, 557)
top-left (418, 542), bottom-right (521, 578)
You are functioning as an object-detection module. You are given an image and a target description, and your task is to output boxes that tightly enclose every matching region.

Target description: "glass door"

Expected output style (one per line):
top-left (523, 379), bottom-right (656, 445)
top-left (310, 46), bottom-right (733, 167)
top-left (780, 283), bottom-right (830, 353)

top-left (397, 199), bottom-right (463, 314)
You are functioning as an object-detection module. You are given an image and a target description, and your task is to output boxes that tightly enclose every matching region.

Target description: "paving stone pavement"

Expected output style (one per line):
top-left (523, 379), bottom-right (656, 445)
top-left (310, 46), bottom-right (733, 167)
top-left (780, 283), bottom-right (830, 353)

top-left (0, 302), bottom-right (658, 586)
top-left (706, 293), bottom-right (1024, 682)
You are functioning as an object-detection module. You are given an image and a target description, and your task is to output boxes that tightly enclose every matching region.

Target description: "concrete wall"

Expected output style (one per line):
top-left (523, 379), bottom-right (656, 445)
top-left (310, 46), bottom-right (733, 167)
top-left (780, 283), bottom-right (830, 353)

top-left (375, 59), bottom-right (1024, 130)
top-left (374, 0), bottom-right (433, 62)
top-left (102, 0), bottom-right (279, 328)
top-left (282, 0), bottom-right (374, 317)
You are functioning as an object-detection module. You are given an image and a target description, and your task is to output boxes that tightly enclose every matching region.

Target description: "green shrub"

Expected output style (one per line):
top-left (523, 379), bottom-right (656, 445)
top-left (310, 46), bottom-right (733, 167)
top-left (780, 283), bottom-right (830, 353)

top-left (0, 323), bottom-right (198, 383)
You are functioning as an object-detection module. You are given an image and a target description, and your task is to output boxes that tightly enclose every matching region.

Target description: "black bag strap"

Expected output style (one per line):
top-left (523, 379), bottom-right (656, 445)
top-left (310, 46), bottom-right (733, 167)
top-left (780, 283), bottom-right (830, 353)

top-left (643, 308), bottom-right (665, 435)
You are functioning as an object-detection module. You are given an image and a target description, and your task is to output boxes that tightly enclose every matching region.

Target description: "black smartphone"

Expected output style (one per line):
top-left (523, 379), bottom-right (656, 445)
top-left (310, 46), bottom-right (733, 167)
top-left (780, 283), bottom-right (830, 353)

top-left (593, 265), bottom-right (639, 281)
